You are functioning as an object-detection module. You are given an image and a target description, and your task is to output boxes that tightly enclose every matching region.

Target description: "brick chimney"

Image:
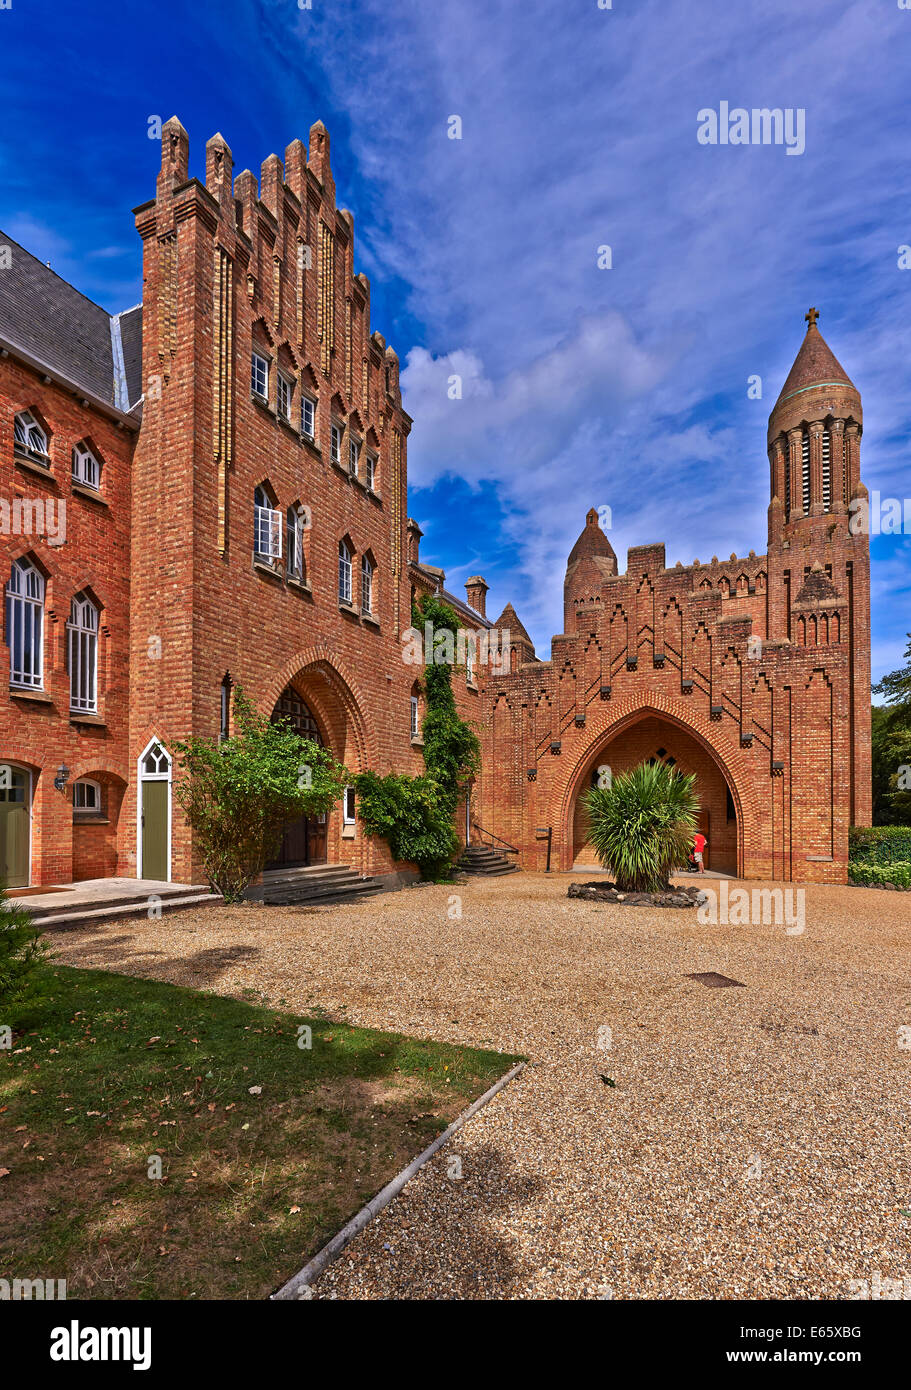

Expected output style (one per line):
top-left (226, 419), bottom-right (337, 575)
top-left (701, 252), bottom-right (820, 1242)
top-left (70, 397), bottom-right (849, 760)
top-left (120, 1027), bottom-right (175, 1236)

top-left (465, 575), bottom-right (488, 617)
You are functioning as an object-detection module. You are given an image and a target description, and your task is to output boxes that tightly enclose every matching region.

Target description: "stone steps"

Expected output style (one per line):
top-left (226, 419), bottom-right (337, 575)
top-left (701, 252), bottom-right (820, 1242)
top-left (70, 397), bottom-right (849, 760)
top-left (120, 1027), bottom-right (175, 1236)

top-left (261, 864), bottom-right (387, 907)
top-left (456, 845), bottom-right (520, 876)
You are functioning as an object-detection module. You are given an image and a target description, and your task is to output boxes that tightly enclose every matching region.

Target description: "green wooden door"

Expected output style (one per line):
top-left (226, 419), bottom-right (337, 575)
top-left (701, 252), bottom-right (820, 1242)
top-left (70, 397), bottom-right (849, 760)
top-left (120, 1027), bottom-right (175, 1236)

top-left (0, 768), bottom-right (30, 888)
top-left (141, 779), bottom-right (169, 881)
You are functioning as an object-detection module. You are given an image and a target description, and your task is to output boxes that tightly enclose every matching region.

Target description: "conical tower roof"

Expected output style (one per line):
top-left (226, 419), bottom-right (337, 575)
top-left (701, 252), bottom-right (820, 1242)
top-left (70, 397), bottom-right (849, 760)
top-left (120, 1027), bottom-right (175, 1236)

top-left (769, 308), bottom-right (861, 442)
top-left (493, 602), bottom-right (533, 648)
top-left (567, 507), bottom-right (617, 569)
top-left (774, 311), bottom-right (854, 408)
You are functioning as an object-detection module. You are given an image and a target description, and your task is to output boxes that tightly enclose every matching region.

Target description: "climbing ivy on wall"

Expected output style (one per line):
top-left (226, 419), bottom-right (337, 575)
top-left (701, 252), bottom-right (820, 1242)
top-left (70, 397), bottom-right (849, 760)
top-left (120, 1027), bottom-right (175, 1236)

top-left (354, 594), bottom-right (480, 880)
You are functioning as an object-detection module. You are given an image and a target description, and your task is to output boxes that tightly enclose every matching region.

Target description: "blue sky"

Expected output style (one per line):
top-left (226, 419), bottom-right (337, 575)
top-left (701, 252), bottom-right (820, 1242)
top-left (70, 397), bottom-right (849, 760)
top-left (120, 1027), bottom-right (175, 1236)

top-left (3, 0), bottom-right (909, 681)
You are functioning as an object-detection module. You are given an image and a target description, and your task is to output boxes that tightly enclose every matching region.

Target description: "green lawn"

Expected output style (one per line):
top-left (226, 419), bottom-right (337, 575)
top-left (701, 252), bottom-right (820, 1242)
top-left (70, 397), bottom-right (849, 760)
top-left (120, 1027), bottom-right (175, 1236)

top-left (0, 965), bottom-right (520, 1299)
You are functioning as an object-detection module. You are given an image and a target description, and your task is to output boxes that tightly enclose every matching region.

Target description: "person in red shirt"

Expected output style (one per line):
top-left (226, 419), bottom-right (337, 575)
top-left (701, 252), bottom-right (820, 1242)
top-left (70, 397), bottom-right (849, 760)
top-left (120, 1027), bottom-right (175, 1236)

top-left (693, 831), bottom-right (707, 873)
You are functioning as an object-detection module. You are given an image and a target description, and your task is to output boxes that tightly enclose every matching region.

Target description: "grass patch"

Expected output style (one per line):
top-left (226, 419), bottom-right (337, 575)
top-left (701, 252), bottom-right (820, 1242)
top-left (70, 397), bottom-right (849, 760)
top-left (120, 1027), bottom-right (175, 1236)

top-left (0, 964), bottom-right (520, 1300)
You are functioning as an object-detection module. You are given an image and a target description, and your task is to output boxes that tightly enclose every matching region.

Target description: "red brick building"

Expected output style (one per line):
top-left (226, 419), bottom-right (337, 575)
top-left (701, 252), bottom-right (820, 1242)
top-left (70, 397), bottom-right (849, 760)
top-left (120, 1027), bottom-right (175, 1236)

top-left (472, 309), bottom-right (872, 882)
top-left (0, 117), bottom-right (871, 890)
top-left (0, 117), bottom-right (486, 890)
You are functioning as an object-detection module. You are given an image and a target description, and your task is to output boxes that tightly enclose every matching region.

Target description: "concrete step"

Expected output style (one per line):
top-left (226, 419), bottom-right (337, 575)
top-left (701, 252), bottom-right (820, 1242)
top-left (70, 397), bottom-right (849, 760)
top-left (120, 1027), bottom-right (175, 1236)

top-left (33, 892), bottom-right (223, 931)
top-left (23, 882), bottom-right (216, 922)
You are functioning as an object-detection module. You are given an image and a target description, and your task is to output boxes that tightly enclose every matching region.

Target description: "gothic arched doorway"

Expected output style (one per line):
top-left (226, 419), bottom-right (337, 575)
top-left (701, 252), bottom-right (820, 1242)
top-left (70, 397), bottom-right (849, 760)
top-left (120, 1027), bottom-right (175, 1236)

top-left (571, 714), bottom-right (738, 875)
top-left (267, 685), bottom-right (328, 868)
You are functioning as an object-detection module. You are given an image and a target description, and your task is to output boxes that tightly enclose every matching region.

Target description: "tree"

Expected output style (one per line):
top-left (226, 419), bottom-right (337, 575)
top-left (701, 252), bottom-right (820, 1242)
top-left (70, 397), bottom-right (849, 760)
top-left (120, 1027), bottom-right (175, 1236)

top-left (0, 885), bottom-right (46, 1010)
top-left (871, 635), bottom-right (911, 825)
top-left (355, 594), bottom-right (480, 880)
top-left (583, 760), bottom-right (699, 892)
top-left (174, 687), bottom-right (347, 902)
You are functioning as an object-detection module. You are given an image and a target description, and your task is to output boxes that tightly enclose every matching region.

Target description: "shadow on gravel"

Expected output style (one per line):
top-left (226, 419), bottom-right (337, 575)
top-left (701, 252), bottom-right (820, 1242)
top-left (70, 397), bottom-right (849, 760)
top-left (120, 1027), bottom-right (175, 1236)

top-left (333, 1141), bottom-right (546, 1300)
top-left (170, 943), bottom-right (263, 984)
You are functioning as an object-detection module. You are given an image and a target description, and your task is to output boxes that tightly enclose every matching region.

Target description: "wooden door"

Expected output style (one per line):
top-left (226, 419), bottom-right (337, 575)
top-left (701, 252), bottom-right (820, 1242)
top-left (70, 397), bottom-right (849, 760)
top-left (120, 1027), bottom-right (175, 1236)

top-left (141, 779), bottom-right (169, 881)
top-left (0, 767), bottom-right (30, 887)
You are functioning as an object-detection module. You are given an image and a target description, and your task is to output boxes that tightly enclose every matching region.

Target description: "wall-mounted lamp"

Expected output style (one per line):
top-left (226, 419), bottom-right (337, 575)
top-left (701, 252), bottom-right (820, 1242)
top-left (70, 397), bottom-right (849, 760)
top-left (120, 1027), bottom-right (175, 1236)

top-left (54, 763), bottom-right (71, 792)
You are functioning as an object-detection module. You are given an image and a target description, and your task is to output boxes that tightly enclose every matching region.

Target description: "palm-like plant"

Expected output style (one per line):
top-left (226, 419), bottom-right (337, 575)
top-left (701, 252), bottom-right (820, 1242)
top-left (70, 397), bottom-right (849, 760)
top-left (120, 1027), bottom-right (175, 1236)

top-left (582, 760), bottom-right (699, 892)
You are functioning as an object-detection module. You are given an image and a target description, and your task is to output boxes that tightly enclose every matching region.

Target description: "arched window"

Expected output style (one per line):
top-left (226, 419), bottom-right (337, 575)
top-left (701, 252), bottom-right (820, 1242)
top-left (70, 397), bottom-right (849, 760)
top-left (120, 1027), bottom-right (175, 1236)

top-left (13, 409), bottom-right (48, 461)
top-left (286, 504), bottom-right (307, 581)
top-left (73, 777), bottom-right (102, 814)
top-left (72, 441), bottom-right (101, 489)
top-left (254, 484), bottom-right (282, 560)
top-left (338, 540), bottom-right (352, 604)
top-left (5, 558), bottom-right (44, 689)
top-left (142, 742), bottom-right (171, 777)
top-left (360, 553), bottom-right (373, 614)
top-left (801, 430), bottom-right (810, 514)
top-left (67, 593), bottom-right (99, 713)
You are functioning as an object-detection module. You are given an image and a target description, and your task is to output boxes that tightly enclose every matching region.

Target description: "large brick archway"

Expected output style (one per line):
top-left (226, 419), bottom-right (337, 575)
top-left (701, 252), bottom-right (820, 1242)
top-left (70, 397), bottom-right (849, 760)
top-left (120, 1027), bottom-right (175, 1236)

top-left (551, 695), bottom-right (761, 876)
top-left (263, 645), bottom-right (375, 774)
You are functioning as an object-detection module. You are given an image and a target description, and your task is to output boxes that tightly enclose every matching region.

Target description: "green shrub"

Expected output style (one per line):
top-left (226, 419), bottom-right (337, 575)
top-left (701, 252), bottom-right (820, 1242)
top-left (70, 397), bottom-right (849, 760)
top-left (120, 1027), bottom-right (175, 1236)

top-left (583, 761), bottom-right (699, 893)
top-left (849, 826), bottom-right (911, 867)
top-left (355, 594), bottom-right (480, 881)
top-left (848, 860), bottom-right (911, 890)
top-left (174, 687), bottom-right (347, 902)
top-left (353, 771), bottom-right (459, 880)
top-left (0, 885), bottom-right (47, 1011)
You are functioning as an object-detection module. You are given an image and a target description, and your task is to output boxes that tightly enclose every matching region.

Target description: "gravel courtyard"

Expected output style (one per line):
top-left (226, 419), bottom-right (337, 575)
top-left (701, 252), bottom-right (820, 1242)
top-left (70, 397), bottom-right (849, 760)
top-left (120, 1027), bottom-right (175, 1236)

top-left (50, 873), bottom-right (911, 1300)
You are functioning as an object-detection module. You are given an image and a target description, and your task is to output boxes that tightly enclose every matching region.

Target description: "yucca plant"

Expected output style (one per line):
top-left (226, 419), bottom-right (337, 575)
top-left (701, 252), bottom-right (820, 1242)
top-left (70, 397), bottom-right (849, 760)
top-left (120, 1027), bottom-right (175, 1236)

top-left (582, 761), bottom-right (699, 892)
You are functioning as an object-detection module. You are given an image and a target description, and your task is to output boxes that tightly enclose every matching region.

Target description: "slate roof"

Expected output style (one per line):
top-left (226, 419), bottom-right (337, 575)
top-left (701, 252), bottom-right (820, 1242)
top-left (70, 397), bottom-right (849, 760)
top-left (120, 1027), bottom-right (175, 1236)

top-left (0, 232), bottom-right (143, 416)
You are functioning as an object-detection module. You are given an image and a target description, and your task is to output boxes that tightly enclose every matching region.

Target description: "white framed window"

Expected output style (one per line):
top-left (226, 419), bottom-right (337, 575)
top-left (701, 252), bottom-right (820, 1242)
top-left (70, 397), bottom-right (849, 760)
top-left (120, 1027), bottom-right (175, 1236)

top-left (338, 540), bottom-right (352, 604)
top-left (73, 778), bottom-right (101, 813)
top-left (343, 785), bottom-right (356, 824)
top-left (330, 422), bottom-right (343, 464)
top-left (286, 504), bottom-right (306, 580)
top-left (72, 441), bottom-right (100, 489)
top-left (301, 394), bottom-right (316, 439)
top-left (13, 409), bottom-right (48, 461)
top-left (5, 557), bottom-right (44, 689)
top-left (142, 741), bottom-right (170, 777)
top-left (277, 371), bottom-right (293, 420)
top-left (466, 633), bottom-right (475, 684)
top-left (251, 352), bottom-right (269, 400)
top-left (254, 485), bottom-right (282, 561)
top-left (410, 694), bottom-right (419, 739)
top-left (67, 593), bottom-right (99, 713)
top-left (349, 436), bottom-right (360, 477)
top-left (365, 452), bottom-right (377, 490)
top-left (801, 430), bottom-right (810, 514)
top-left (361, 554), bottom-right (373, 614)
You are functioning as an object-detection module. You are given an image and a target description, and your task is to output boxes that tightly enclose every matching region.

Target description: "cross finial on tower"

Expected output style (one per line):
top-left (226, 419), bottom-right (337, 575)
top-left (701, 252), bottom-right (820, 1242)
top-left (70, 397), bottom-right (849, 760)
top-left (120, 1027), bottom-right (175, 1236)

top-left (805, 306), bottom-right (819, 330)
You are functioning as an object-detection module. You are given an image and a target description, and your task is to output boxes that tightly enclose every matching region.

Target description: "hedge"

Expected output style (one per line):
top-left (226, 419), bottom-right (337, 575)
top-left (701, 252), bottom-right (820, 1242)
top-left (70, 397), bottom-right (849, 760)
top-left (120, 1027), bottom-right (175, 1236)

top-left (849, 826), bottom-right (911, 866)
top-left (848, 859), bottom-right (911, 890)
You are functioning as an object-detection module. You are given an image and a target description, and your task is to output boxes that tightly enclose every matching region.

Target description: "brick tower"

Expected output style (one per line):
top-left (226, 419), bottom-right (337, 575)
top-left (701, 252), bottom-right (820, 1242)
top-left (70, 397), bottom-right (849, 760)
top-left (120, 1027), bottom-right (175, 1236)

top-left (765, 308), bottom-right (871, 828)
